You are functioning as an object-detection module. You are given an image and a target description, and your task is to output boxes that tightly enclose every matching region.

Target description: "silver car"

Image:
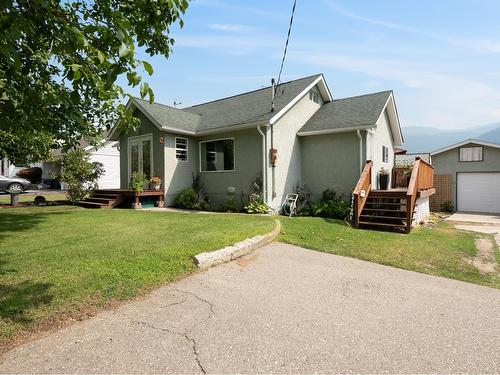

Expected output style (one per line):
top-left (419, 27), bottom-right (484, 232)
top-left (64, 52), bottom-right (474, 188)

top-left (0, 175), bottom-right (31, 192)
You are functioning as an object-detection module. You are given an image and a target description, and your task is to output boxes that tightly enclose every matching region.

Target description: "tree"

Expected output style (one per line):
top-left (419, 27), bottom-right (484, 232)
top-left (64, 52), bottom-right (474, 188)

top-left (59, 149), bottom-right (104, 203)
top-left (0, 0), bottom-right (189, 164)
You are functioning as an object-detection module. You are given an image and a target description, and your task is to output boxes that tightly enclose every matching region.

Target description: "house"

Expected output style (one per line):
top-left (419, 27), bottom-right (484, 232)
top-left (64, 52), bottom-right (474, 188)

top-left (1, 138), bottom-right (120, 190)
top-left (109, 74), bottom-right (433, 231)
top-left (430, 139), bottom-right (500, 214)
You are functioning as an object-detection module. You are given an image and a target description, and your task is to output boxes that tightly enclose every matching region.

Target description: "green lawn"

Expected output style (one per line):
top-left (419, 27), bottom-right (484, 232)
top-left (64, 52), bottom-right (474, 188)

top-left (279, 217), bottom-right (500, 289)
top-left (0, 206), bottom-right (274, 348)
top-left (0, 192), bottom-right (67, 204)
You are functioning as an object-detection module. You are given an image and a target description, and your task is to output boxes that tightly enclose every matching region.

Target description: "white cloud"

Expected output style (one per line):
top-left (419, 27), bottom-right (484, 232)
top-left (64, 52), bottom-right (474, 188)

top-left (290, 50), bottom-right (500, 128)
top-left (207, 23), bottom-right (258, 33)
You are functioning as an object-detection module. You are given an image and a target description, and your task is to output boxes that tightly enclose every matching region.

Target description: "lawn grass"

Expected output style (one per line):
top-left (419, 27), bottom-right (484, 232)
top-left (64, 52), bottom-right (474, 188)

top-left (0, 206), bottom-right (275, 348)
top-left (279, 217), bottom-right (500, 289)
top-left (0, 192), bottom-right (67, 204)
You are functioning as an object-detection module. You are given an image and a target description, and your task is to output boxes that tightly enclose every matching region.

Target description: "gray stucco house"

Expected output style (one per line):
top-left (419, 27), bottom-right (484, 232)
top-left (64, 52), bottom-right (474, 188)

top-left (430, 139), bottom-right (500, 213)
top-left (109, 74), bottom-right (404, 209)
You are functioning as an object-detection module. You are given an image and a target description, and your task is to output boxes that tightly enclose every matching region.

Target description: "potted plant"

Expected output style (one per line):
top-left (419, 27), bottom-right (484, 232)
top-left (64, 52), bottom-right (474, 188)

top-left (150, 176), bottom-right (162, 191)
top-left (129, 172), bottom-right (147, 209)
top-left (378, 167), bottom-right (390, 190)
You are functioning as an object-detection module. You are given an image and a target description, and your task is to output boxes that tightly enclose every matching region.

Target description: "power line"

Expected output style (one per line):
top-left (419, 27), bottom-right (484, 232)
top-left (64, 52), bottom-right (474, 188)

top-left (276, 0), bottom-right (297, 89)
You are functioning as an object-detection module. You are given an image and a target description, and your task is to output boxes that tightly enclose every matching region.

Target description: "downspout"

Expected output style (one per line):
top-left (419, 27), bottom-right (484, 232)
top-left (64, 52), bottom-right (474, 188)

top-left (356, 129), bottom-right (363, 175)
top-left (257, 125), bottom-right (268, 203)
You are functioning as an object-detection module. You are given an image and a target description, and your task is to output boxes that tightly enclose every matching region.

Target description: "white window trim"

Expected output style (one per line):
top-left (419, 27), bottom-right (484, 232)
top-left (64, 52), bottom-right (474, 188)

top-left (127, 133), bottom-right (153, 182)
top-left (459, 146), bottom-right (483, 162)
top-left (175, 137), bottom-right (189, 162)
top-left (382, 145), bottom-right (389, 163)
top-left (199, 137), bottom-right (236, 173)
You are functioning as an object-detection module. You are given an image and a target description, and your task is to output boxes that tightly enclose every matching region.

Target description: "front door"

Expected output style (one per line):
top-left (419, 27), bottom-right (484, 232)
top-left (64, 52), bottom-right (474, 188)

top-left (129, 134), bottom-right (153, 179)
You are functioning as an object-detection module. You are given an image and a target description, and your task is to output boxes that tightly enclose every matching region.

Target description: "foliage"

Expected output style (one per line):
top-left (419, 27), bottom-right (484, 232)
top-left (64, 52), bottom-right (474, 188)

top-left (149, 176), bottom-right (161, 185)
top-left (295, 183), bottom-right (311, 207)
top-left (299, 188), bottom-right (350, 220)
top-left (0, 0), bottom-right (190, 163)
top-left (223, 195), bottom-right (237, 213)
top-left (0, 206), bottom-right (274, 346)
top-left (191, 172), bottom-right (205, 200)
top-left (244, 199), bottom-right (268, 214)
top-left (16, 167), bottom-right (42, 184)
top-left (441, 200), bottom-right (455, 213)
top-left (192, 200), bottom-right (210, 211)
top-left (174, 188), bottom-right (197, 209)
top-left (129, 172), bottom-right (147, 193)
top-left (59, 149), bottom-right (104, 203)
top-left (379, 167), bottom-right (389, 175)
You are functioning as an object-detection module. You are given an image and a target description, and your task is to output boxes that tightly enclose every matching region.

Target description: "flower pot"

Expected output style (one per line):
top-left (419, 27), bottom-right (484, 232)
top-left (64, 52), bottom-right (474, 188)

top-left (379, 174), bottom-right (389, 190)
top-left (153, 184), bottom-right (160, 191)
top-left (156, 200), bottom-right (164, 208)
top-left (132, 202), bottom-right (142, 209)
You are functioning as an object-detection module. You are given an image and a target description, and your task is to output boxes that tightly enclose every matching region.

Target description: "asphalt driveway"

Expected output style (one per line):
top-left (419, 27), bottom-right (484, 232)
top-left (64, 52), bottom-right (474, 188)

top-left (1, 243), bottom-right (499, 373)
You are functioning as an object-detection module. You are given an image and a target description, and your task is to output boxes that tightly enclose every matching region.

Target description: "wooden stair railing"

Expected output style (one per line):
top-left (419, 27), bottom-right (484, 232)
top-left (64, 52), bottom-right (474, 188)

top-left (405, 157), bottom-right (434, 232)
top-left (353, 160), bottom-right (372, 228)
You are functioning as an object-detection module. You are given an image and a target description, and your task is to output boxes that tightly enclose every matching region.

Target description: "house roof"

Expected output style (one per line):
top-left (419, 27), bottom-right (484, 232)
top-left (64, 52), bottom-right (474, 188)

top-left (297, 90), bottom-right (393, 134)
top-left (431, 138), bottom-right (500, 155)
top-left (182, 74), bottom-right (325, 132)
top-left (110, 74), bottom-right (330, 139)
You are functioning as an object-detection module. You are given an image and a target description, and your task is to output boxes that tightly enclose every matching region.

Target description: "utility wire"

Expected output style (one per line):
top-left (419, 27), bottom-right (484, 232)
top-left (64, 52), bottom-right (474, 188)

top-left (276, 0), bottom-right (297, 90)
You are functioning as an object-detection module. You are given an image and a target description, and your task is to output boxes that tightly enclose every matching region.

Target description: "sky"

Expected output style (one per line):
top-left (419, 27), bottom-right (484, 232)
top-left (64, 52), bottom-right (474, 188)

top-left (128, 0), bottom-right (500, 130)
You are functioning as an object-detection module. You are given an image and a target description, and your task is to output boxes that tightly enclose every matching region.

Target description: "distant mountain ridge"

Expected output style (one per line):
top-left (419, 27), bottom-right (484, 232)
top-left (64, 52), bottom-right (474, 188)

top-left (401, 122), bottom-right (500, 153)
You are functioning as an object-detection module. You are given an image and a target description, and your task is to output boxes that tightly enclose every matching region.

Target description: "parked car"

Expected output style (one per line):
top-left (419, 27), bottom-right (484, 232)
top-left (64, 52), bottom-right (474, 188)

top-left (0, 175), bottom-right (31, 192)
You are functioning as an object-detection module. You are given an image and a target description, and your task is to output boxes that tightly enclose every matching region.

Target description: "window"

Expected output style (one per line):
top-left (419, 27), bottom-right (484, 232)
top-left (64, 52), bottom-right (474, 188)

top-left (200, 139), bottom-right (235, 172)
top-left (309, 91), bottom-right (320, 104)
top-left (175, 137), bottom-right (188, 161)
top-left (459, 146), bottom-right (483, 162)
top-left (382, 145), bottom-right (389, 163)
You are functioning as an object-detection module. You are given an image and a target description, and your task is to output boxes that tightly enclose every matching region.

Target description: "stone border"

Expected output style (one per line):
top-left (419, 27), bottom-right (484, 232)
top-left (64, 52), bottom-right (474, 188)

top-left (194, 219), bottom-right (281, 269)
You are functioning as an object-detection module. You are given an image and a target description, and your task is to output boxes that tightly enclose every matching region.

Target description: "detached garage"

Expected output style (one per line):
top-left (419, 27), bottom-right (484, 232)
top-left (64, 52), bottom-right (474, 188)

top-left (431, 139), bottom-right (500, 214)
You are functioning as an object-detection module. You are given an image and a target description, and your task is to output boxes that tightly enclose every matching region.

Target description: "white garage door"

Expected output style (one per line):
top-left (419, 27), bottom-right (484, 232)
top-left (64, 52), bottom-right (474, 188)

top-left (457, 172), bottom-right (500, 213)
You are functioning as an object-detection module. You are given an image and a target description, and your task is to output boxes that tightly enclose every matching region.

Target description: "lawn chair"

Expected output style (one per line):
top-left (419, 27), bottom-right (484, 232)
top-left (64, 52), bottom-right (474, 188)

top-left (281, 193), bottom-right (298, 217)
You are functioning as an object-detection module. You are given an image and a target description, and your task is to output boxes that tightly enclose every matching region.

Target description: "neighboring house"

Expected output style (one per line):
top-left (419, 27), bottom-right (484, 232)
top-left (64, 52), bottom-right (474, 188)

top-left (110, 74), bottom-right (404, 209)
top-left (1, 139), bottom-right (120, 190)
top-left (430, 139), bottom-right (500, 213)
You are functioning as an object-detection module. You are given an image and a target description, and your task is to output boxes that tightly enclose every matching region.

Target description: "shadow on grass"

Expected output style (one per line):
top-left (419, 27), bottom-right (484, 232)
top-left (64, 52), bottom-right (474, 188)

top-left (0, 281), bottom-right (53, 324)
top-left (0, 209), bottom-right (73, 240)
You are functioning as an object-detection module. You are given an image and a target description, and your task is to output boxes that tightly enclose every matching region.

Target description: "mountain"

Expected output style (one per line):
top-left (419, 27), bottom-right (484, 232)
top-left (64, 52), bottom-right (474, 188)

top-left (477, 126), bottom-right (500, 144)
top-left (401, 122), bottom-right (500, 153)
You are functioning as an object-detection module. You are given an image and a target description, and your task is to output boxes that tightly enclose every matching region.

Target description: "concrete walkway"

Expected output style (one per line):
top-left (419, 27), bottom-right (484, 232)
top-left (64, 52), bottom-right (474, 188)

top-left (1, 243), bottom-right (499, 373)
top-left (447, 212), bottom-right (500, 225)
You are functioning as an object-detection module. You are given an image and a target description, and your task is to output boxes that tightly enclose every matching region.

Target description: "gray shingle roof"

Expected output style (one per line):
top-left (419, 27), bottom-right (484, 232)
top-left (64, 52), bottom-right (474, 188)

top-left (299, 90), bottom-right (392, 134)
top-left (181, 74), bottom-right (321, 132)
top-left (133, 98), bottom-right (200, 133)
top-left (129, 74), bottom-right (322, 134)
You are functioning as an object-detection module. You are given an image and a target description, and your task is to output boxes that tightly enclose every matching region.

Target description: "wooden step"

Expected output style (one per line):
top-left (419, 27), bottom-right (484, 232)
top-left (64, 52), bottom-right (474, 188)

top-left (77, 201), bottom-right (108, 208)
top-left (86, 197), bottom-right (115, 205)
top-left (360, 215), bottom-right (407, 221)
top-left (365, 201), bottom-right (407, 206)
top-left (358, 221), bottom-right (407, 228)
top-left (93, 193), bottom-right (120, 198)
top-left (362, 208), bottom-right (406, 213)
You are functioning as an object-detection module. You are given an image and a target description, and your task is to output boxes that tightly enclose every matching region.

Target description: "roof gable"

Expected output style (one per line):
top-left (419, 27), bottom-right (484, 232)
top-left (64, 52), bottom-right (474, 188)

top-left (431, 139), bottom-right (500, 155)
top-left (298, 91), bottom-right (392, 133)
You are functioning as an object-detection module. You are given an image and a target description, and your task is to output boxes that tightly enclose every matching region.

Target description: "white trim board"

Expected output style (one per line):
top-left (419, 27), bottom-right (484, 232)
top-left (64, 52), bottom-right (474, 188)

top-left (431, 139), bottom-right (500, 155)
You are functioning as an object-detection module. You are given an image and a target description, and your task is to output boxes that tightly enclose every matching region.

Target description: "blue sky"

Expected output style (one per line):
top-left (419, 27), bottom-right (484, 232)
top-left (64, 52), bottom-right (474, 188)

top-left (130, 0), bottom-right (500, 130)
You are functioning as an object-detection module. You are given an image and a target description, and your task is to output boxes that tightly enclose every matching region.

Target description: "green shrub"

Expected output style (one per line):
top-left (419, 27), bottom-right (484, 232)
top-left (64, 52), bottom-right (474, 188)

top-left (174, 188), bottom-right (198, 209)
top-left (298, 188), bottom-right (350, 220)
top-left (244, 200), bottom-right (268, 214)
top-left (59, 149), bottom-right (104, 203)
top-left (223, 195), bottom-right (236, 212)
top-left (129, 172), bottom-right (148, 193)
top-left (440, 200), bottom-right (454, 213)
top-left (193, 200), bottom-right (210, 211)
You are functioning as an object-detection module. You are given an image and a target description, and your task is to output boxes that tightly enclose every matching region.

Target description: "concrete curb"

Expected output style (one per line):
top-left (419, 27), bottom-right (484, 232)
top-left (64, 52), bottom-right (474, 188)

top-left (194, 219), bottom-right (282, 269)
